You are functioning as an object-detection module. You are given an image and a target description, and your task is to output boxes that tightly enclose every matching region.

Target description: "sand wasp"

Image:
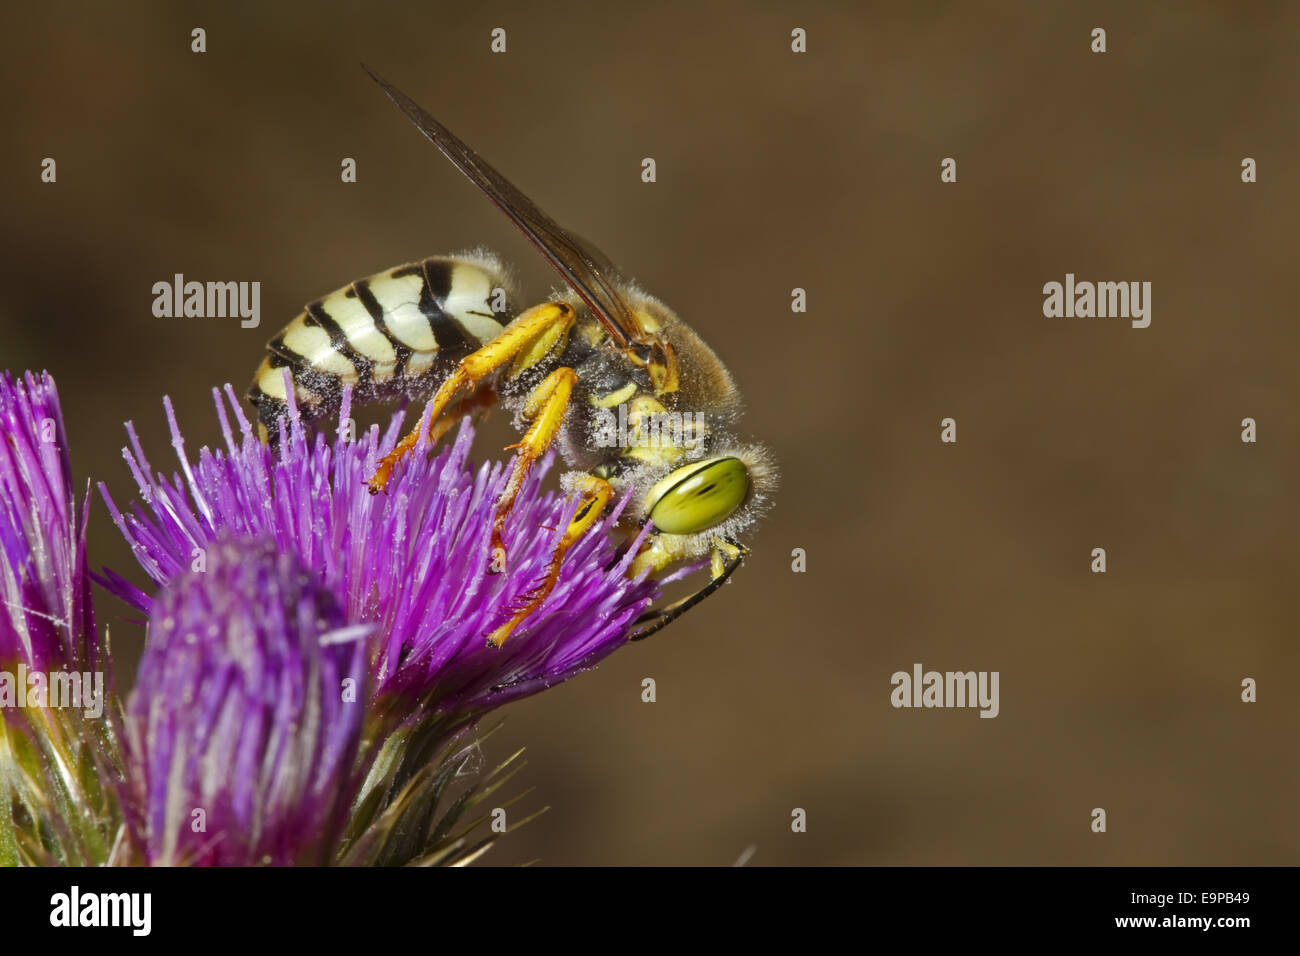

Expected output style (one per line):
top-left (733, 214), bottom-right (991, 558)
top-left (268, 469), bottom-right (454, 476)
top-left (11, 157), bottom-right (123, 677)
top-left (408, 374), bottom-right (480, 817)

top-left (248, 68), bottom-right (774, 646)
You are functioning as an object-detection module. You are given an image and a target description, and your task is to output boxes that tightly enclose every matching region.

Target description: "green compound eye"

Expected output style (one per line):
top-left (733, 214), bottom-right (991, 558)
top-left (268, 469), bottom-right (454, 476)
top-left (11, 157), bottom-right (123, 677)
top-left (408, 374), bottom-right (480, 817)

top-left (647, 457), bottom-right (750, 535)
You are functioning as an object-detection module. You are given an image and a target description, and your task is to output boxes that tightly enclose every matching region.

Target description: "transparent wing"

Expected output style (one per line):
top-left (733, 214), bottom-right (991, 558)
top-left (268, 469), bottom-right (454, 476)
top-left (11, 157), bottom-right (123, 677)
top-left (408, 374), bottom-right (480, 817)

top-left (365, 66), bottom-right (644, 348)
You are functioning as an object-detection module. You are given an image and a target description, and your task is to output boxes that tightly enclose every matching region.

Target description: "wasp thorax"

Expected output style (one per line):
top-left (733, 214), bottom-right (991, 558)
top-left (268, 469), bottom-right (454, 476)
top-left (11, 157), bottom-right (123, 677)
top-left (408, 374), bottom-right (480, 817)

top-left (645, 456), bottom-right (750, 535)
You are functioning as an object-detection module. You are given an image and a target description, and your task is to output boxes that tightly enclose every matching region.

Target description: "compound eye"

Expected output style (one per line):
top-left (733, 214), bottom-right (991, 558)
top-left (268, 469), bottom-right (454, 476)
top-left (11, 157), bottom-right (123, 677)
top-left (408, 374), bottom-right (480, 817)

top-left (648, 457), bottom-right (749, 535)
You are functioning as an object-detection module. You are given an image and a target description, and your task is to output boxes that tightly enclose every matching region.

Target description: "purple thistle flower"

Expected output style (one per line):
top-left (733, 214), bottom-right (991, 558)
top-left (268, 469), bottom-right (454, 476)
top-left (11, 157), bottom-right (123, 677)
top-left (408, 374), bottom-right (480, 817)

top-left (100, 386), bottom-right (671, 722)
top-left (2, 371), bottom-right (120, 867)
top-left (0, 371), bottom-right (97, 671)
top-left (124, 537), bottom-right (367, 866)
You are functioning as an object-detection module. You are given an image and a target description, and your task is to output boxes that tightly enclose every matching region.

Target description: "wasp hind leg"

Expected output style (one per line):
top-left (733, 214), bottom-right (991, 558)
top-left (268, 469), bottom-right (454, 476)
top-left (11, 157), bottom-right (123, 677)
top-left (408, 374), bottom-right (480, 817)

top-left (628, 537), bottom-right (748, 642)
top-left (367, 301), bottom-right (576, 493)
top-left (426, 384), bottom-right (499, 445)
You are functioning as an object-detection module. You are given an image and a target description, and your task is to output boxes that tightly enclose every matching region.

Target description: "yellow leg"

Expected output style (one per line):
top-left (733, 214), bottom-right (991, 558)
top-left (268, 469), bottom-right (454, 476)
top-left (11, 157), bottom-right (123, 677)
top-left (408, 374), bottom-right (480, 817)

top-left (488, 473), bottom-right (614, 647)
top-left (427, 385), bottom-right (498, 445)
top-left (368, 302), bottom-right (575, 493)
top-left (488, 365), bottom-right (577, 571)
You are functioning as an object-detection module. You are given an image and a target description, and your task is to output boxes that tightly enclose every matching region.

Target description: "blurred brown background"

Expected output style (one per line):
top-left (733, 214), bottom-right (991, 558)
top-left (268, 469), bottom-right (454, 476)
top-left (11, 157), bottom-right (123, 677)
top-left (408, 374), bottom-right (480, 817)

top-left (2, 1), bottom-right (1298, 865)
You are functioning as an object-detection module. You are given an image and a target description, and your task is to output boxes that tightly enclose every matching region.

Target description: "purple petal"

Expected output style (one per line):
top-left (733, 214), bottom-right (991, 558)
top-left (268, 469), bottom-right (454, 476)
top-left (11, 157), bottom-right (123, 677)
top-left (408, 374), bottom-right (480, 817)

top-left (125, 537), bottom-right (367, 866)
top-left (0, 370), bottom-right (97, 670)
top-left (101, 387), bottom-right (661, 720)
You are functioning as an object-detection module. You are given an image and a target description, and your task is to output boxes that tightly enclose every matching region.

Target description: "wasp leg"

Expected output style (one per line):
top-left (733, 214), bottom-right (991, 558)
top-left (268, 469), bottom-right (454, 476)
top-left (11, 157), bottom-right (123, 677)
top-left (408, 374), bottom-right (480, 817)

top-left (368, 301), bottom-right (576, 493)
top-left (487, 473), bottom-right (614, 647)
top-left (488, 365), bottom-right (578, 571)
top-left (425, 385), bottom-right (498, 444)
top-left (628, 537), bottom-right (748, 642)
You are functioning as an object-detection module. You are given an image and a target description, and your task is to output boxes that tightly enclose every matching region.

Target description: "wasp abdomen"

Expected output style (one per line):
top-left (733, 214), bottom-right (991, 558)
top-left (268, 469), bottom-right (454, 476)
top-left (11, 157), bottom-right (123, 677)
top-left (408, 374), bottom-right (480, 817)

top-left (248, 255), bottom-right (510, 438)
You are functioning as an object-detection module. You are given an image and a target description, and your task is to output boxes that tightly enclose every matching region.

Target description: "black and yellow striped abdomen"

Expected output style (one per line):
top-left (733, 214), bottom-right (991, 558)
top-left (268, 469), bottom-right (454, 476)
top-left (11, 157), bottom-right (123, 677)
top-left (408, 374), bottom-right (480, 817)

top-left (248, 255), bottom-right (511, 437)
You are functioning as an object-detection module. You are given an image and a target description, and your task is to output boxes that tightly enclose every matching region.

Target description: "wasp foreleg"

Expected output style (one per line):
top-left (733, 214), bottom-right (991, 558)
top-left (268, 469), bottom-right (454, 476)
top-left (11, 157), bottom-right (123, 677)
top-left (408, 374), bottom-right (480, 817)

top-left (487, 473), bottom-right (614, 648)
top-left (627, 537), bottom-right (748, 641)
